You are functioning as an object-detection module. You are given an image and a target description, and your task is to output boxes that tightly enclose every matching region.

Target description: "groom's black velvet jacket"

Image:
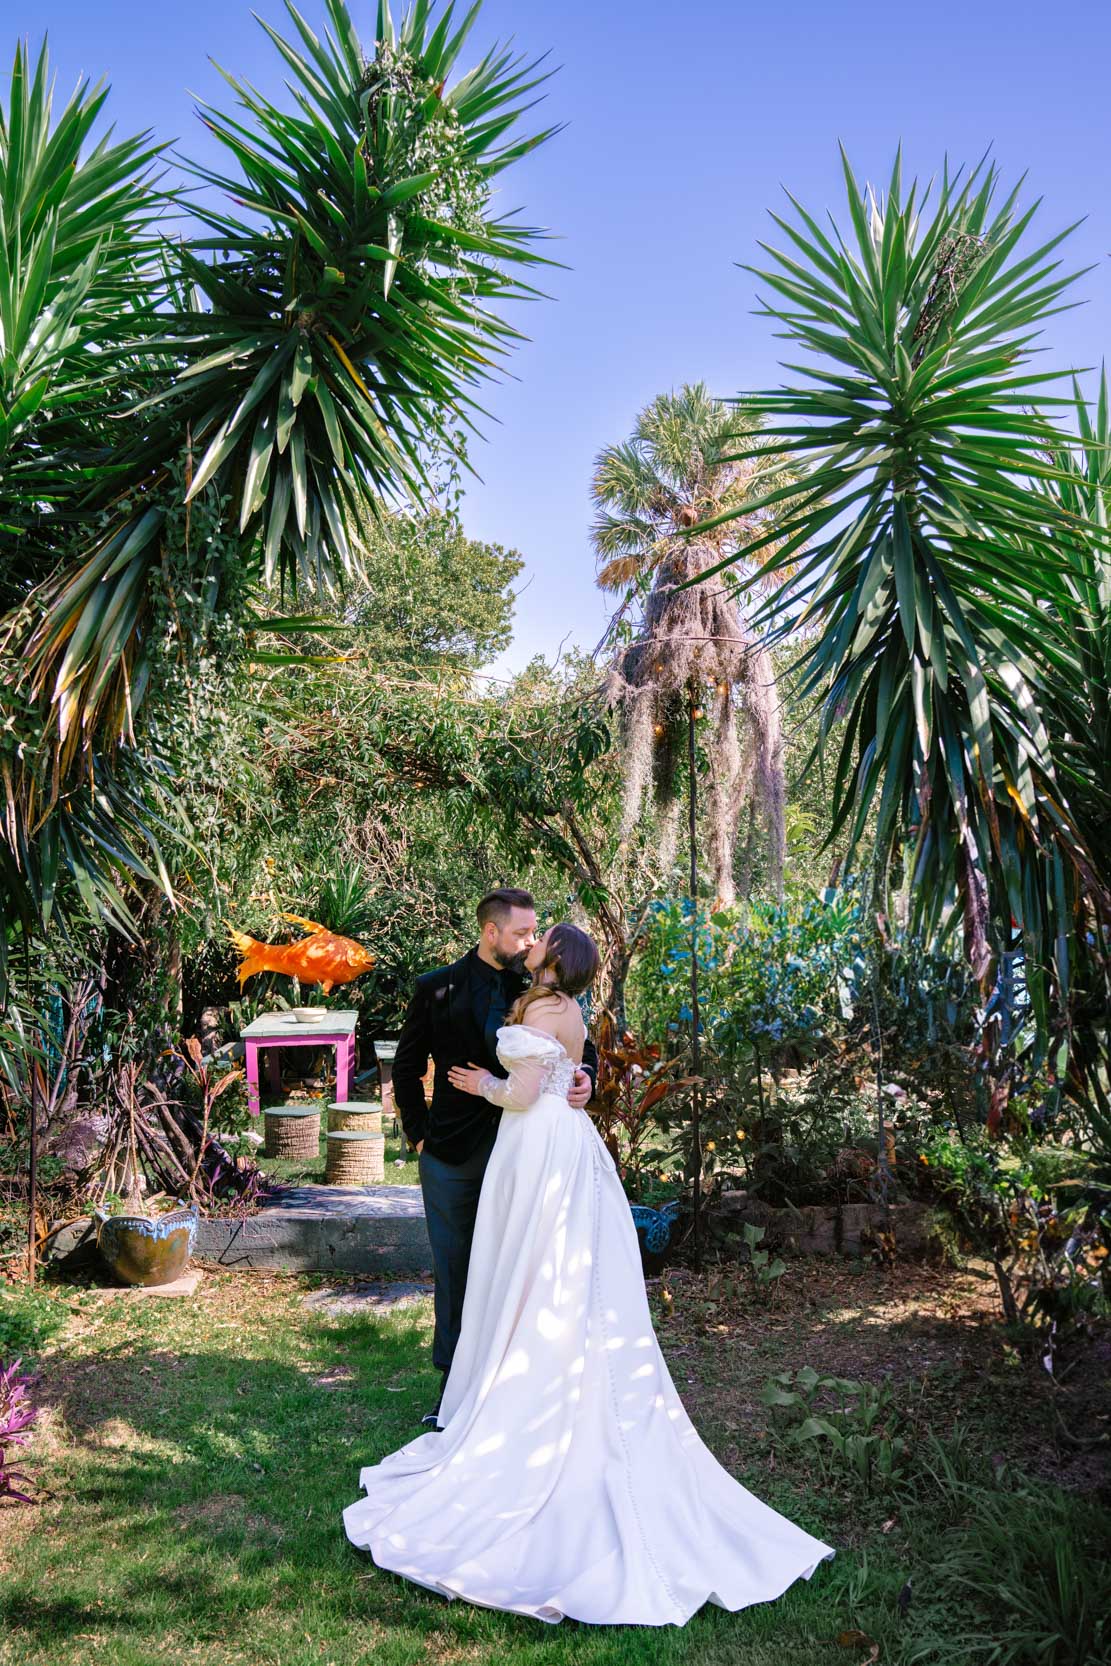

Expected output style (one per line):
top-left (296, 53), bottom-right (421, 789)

top-left (393, 947), bottom-right (598, 1165)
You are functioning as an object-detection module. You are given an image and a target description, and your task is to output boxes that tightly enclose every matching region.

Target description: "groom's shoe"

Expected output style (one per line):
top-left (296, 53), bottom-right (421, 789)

top-left (420, 1371), bottom-right (448, 1431)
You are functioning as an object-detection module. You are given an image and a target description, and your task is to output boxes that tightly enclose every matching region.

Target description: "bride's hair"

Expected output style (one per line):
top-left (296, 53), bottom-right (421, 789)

top-left (508, 922), bottom-right (600, 1025)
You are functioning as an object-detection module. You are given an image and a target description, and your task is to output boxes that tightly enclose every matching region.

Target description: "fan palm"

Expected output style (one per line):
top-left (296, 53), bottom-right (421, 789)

top-left (0, 0), bottom-right (557, 995)
top-left (697, 150), bottom-right (1106, 1048)
top-left (593, 382), bottom-right (793, 905)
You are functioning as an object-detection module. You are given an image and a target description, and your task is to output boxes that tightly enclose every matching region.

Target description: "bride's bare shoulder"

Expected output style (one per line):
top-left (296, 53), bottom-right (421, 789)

top-left (516, 992), bottom-right (565, 1033)
top-left (520, 993), bottom-right (584, 1058)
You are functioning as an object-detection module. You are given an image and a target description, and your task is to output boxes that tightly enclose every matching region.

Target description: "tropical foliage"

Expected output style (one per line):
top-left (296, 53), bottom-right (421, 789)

top-left (702, 152), bottom-right (1109, 1067)
top-left (0, 0), bottom-right (557, 992)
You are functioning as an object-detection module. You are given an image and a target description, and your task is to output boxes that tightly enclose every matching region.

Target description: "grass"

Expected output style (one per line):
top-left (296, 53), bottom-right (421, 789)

top-left (1, 1257), bottom-right (1108, 1666)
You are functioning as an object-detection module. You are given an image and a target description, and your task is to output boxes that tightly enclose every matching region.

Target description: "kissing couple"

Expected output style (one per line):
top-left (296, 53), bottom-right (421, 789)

top-left (342, 886), bottom-right (835, 1626)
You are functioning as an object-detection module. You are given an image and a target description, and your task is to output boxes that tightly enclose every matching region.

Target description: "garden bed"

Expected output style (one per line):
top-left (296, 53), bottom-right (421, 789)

top-left (716, 1193), bottom-right (940, 1256)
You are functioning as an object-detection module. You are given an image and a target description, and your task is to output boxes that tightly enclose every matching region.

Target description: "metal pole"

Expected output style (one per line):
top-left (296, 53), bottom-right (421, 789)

top-left (688, 699), bottom-right (702, 1271)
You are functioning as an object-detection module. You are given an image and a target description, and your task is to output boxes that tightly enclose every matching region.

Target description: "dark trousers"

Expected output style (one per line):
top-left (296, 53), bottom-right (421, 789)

top-left (418, 1123), bottom-right (499, 1376)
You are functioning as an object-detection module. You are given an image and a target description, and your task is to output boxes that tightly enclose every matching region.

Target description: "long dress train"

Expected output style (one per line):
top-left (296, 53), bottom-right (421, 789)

top-left (342, 1023), bottom-right (835, 1626)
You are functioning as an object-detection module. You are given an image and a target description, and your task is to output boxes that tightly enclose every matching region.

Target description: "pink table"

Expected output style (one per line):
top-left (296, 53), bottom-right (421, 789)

top-left (240, 1010), bottom-right (358, 1117)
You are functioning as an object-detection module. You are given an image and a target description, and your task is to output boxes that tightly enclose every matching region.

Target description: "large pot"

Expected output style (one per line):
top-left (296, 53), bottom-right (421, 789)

top-left (629, 1199), bottom-right (681, 1275)
top-left (94, 1201), bottom-right (198, 1287)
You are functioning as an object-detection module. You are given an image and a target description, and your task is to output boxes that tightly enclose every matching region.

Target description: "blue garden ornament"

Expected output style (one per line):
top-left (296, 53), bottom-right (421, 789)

top-left (629, 1198), bottom-right (681, 1272)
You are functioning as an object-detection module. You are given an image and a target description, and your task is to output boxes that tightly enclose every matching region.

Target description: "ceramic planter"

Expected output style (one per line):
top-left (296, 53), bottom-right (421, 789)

top-left (94, 1201), bottom-right (198, 1287)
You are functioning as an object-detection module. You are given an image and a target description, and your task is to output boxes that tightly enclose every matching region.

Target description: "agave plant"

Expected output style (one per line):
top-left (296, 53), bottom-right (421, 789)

top-left (0, 0), bottom-right (557, 995)
top-left (702, 149), bottom-right (1107, 1051)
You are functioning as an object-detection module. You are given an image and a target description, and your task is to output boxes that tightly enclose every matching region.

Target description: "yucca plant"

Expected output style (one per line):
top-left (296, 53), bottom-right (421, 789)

top-left (1033, 374), bottom-right (1111, 914)
top-left (0, 41), bottom-right (171, 982)
top-left (313, 861), bottom-right (378, 938)
top-left (1030, 377), bottom-right (1111, 1148)
top-left (701, 149), bottom-right (1108, 1055)
top-left (0, 0), bottom-right (557, 996)
top-left (0, 41), bottom-right (163, 585)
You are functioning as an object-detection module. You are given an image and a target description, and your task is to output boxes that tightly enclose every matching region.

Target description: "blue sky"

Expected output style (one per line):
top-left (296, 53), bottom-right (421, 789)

top-left (20, 0), bottom-right (1111, 674)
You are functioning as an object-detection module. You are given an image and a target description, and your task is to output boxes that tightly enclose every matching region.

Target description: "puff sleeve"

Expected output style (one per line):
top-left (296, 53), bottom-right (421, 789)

top-left (477, 1025), bottom-right (563, 1112)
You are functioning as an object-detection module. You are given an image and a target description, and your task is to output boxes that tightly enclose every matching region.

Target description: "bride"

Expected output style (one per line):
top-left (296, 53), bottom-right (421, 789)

top-left (343, 921), bottom-right (835, 1626)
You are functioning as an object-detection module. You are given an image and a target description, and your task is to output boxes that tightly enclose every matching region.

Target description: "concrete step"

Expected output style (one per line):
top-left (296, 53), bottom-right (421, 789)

top-left (197, 1183), bottom-right (430, 1274)
top-left (45, 1183), bottom-right (432, 1279)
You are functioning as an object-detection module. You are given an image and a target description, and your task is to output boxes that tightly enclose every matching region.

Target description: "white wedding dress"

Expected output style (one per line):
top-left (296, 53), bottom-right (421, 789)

top-left (343, 1023), bottom-right (835, 1626)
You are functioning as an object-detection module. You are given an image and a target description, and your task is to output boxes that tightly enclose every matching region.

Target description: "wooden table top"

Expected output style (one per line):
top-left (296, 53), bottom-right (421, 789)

top-left (241, 1009), bottom-right (359, 1039)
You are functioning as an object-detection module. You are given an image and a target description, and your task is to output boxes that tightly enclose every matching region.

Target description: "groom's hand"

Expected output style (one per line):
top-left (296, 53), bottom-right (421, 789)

top-left (568, 1069), bottom-right (592, 1110)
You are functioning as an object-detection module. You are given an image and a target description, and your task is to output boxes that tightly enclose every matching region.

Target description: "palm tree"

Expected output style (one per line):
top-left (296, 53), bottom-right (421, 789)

top-left (593, 383), bottom-right (796, 1269)
top-left (0, 0), bottom-right (558, 997)
top-left (593, 382), bottom-right (792, 907)
top-left (697, 149), bottom-right (1108, 1066)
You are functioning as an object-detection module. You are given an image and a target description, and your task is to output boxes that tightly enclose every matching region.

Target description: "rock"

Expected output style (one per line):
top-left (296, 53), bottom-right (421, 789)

top-left (122, 1269), bottom-right (204, 1298)
top-left (49, 1114), bottom-right (109, 1171)
top-left (302, 1280), bottom-right (431, 1316)
top-left (194, 1183), bottom-right (431, 1275)
top-left (41, 1216), bottom-right (100, 1271)
top-left (710, 1197), bottom-right (934, 1257)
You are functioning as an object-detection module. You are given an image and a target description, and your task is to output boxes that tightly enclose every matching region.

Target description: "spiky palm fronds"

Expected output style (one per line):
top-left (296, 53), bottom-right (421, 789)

top-left (0, 40), bottom-right (165, 600)
top-left (0, 2), bottom-right (558, 990)
top-left (696, 148), bottom-right (1106, 1041)
top-left (0, 40), bottom-right (173, 992)
top-left (593, 383), bottom-right (790, 904)
top-left (17, 0), bottom-right (558, 756)
top-left (1028, 374), bottom-right (1111, 1110)
top-left (1034, 373), bottom-right (1111, 880)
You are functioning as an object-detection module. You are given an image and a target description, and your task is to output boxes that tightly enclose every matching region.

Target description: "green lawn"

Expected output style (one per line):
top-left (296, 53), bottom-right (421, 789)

top-left (1, 1258), bottom-right (1107, 1666)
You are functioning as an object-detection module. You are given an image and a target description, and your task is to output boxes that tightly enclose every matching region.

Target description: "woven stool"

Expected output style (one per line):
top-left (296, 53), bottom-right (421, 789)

top-left (328, 1100), bottom-right (383, 1134)
top-left (263, 1105), bottom-right (321, 1159)
top-left (325, 1130), bottom-right (385, 1184)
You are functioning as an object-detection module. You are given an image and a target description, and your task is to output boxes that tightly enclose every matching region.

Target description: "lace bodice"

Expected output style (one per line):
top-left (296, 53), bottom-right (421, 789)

top-left (476, 1022), bottom-right (579, 1111)
top-left (500, 1024), bottom-right (578, 1097)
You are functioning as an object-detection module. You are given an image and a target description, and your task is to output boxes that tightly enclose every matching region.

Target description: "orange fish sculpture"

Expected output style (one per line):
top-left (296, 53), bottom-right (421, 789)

top-left (228, 913), bottom-right (375, 995)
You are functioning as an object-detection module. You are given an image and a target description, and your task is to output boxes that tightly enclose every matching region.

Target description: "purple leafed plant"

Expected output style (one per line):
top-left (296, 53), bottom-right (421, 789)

top-left (0, 1358), bottom-right (38, 1506)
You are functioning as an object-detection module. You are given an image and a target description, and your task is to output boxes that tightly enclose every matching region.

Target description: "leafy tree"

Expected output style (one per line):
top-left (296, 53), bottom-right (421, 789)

top-left (304, 505), bottom-right (524, 670)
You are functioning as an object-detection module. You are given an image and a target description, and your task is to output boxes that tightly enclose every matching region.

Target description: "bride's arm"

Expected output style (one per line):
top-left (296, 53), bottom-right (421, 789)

top-left (446, 1052), bottom-right (550, 1112)
top-left (447, 1013), bottom-right (564, 1112)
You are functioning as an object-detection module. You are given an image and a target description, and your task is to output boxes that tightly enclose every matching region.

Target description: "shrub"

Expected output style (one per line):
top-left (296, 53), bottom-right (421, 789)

top-left (0, 1356), bottom-right (37, 1505)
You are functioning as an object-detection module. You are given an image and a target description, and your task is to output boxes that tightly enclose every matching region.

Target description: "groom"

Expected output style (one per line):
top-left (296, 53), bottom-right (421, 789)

top-left (394, 887), bottom-right (597, 1427)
